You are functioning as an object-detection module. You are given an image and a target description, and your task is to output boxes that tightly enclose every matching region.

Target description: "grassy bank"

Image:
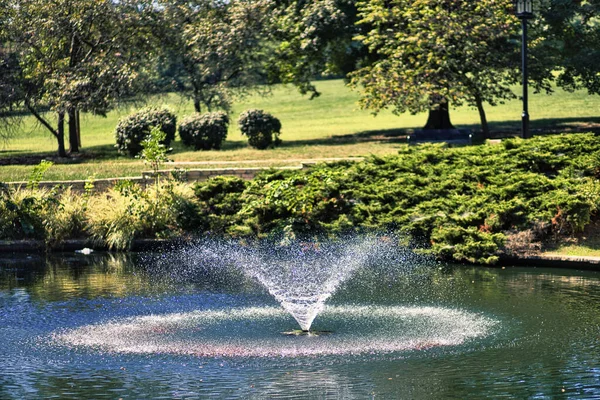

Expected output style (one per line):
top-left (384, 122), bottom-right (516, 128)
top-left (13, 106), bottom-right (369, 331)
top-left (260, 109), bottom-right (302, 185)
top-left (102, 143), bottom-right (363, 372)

top-left (2, 133), bottom-right (599, 264)
top-left (3, 79), bottom-right (600, 181)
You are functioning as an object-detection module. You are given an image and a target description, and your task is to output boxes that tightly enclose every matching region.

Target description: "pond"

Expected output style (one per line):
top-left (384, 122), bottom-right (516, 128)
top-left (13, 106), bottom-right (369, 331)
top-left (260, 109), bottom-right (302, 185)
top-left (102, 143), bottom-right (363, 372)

top-left (1, 249), bottom-right (599, 399)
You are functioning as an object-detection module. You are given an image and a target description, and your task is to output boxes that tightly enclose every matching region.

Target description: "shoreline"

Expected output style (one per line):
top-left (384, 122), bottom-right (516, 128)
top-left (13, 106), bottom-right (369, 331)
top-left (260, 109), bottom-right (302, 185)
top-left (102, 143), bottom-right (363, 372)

top-left (2, 239), bottom-right (600, 270)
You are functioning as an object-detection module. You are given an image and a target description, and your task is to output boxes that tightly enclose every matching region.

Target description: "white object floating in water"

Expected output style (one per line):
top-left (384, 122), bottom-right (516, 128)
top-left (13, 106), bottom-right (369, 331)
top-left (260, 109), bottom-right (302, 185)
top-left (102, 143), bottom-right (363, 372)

top-left (75, 248), bottom-right (93, 255)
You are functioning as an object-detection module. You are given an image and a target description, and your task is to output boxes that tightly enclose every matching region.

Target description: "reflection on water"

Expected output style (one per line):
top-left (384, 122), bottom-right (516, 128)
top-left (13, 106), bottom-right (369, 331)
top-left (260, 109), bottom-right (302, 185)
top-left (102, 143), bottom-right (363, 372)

top-left (0, 252), bottom-right (599, 399)
top-left (0, 253), bottom-right (151, 301)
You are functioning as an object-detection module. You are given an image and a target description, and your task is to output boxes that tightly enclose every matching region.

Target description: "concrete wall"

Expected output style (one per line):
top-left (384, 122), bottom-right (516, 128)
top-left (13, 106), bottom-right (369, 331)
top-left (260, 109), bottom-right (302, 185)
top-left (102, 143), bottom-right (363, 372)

top-left (6, 166), bottom-right (304, 193)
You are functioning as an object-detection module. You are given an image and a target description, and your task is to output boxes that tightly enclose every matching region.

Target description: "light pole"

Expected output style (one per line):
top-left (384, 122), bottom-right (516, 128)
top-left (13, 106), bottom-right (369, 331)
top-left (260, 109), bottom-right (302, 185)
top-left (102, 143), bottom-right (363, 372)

top-left (516, 0), bottom-right (534, 139)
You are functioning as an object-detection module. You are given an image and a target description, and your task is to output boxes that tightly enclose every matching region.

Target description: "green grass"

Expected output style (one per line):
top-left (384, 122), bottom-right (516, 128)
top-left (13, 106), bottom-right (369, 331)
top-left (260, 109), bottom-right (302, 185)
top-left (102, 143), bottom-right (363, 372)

top-left (543, 246), bottom-right (600, 257)
top-left (2, 78), bottom-right (600, 181)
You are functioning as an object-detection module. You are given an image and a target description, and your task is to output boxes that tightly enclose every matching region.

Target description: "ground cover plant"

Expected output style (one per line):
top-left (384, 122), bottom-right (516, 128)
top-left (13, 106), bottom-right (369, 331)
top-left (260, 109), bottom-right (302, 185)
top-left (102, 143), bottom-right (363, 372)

top-left (221, 133), bottom-right (600, 264)
top-left (1, 133), bottom-right (599, 264)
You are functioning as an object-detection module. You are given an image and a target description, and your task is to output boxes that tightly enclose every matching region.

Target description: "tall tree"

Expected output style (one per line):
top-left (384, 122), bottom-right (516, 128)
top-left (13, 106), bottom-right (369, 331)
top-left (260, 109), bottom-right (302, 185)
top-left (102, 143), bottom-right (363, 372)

top-left (268, 0), bottom-right (359, 99)
top-left (4, 0), bottom-right (153, 156)
top-left (155, 0), bottom-right (271, 113)
top-left (0, 48), bottom-right (24, 144)
top-left (270, 0), bottom-right (524, 136)
top-left (0, 2), bottom-right (25, 144)
top-left (350, 0), bottom-right (520, 136)
top-left (531, 0), bottom-right (600, 96)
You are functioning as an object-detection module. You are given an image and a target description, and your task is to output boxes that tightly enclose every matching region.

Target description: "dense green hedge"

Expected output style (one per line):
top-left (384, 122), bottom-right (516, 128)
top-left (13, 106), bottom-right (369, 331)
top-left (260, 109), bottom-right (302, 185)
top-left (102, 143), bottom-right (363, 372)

top-left (238, 109), bottom-right (282, 149)
top-left (191, 133), bottom-right (600, 264)
top-left (179, 112), bottom-right (229, 150)
top-left (2, 133), bottom-right (600, 263)
top-left (115, 107), bottom-right (177, 156)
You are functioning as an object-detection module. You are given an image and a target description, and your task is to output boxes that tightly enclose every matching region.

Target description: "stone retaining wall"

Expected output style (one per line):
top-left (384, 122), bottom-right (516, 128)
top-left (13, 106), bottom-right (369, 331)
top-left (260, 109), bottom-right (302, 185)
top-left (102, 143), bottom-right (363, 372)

top-left (7, 166), bottom-right (304, 193)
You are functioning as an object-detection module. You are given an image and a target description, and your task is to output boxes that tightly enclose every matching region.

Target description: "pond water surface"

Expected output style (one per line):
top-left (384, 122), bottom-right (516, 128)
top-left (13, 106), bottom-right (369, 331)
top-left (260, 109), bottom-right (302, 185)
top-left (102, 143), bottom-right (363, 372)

top-left (1, 252), bottom-right (599, 399)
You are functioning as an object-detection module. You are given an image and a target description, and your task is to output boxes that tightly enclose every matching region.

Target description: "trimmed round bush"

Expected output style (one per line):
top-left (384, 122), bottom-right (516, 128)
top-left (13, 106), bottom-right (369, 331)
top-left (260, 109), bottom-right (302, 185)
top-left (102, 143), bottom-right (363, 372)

top-left (238, 109), bottom-right (282, 150)
top-left (179, 112), bottom-right (229, 150)
top-left (115, 107), bottom-right (177, 156)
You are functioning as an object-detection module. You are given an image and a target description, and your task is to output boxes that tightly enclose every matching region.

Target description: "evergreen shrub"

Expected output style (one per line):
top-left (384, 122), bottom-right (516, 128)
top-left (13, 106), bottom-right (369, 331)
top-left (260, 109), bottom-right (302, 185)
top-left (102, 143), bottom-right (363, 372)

top-left (192, 176), bottom-right (248, 233)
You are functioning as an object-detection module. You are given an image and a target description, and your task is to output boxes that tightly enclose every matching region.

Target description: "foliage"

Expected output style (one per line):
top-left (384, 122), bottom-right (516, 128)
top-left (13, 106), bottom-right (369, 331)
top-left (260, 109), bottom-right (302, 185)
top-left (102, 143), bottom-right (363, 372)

top-left (26, 160), bottom-right (54, 190)
top-left (267, 0), bottom-right (358, 98)
top-left (531, 0), bottom-right (600, 96)
top-left (349, 0), bottom-right (520, 135)
top-left (2, 0), bottom-right (153, 155)
top-left (86, 181), bottom-right (194, 250)
top-left (4, 134), bottom-right (600, 265)
top-left (138, 126), bottom-right (173, 182)
top-left (41, 187), bottom-right (88, 246)
top-left (238, 109), bottom-right (282, 149)
top-left (0, 49), bottom-right (24, 142)
top-left (179, 112), bottom-right (229, 150)
top-left (153, 0), bottom-right (271, 113)
top-left (228, 133), bottom-right (600, 264)
top-left (0, 161), bottom-right (85, 245)
top-left (115, 107), bottom-right (177, 157)
top-left (192, 176), bottom-right (249, 234)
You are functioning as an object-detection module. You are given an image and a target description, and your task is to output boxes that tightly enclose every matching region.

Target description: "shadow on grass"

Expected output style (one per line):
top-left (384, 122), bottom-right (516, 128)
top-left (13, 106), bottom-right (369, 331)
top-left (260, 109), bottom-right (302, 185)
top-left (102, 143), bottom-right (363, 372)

top-left (487, 116), bottom-right (600, 137)
top-left (350, 116), bottom-right (600, 140)
top-left (3, 116), bottom-right (600, 166)
top-left (543, 220), bottom-right (600, 256)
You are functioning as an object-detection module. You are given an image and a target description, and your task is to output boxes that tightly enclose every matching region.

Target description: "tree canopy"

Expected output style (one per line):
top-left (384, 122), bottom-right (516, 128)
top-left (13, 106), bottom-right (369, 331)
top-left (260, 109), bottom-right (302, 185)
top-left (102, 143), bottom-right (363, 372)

top-left (267, 0), bottom-right (359, 98)
top-left (349, 0), bottom-right (520, 136)
top-left (154, 0), bottom-right (271, 113)
top-left (2, 0), bottom-right (153, 155)
top-left (2, 0), bottom-right (600, 155)
top-left (268, 0), bottom-right (600, 135)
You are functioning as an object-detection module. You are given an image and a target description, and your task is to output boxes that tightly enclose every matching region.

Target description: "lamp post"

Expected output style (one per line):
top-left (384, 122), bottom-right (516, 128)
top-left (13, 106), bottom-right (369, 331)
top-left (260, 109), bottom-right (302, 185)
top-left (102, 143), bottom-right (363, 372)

top-left (516, 0), bottom-right (534, 139)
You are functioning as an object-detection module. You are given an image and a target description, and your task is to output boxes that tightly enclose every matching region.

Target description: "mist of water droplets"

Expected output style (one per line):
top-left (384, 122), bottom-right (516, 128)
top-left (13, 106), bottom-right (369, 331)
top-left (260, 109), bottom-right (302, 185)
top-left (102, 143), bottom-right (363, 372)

top-left (145, 234), bottom-right (424, 331)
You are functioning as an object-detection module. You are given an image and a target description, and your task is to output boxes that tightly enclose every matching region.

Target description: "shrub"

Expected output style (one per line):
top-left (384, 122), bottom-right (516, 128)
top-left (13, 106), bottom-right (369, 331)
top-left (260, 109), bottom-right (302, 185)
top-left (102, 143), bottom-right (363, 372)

top-left (86, 182), bottom-right (195, 250)
top-left (238, 109), bottom-right (281, 149)
top-left (230, 133), bottom-right (600, 264)
top-left (42, 187), bottom-right (88, 246)
top-left (138, 126), bottom-right (172, 186)
top-left (5, 132), bottom-right (600, 264)
top-left (192, 177), bottom-right (248, 234)
top-left (179, 112), bottom-right (229, 150)
top-left (0, 161), bottom-right (61, 241)
top-left (115, 107), bottom-right (177, 157)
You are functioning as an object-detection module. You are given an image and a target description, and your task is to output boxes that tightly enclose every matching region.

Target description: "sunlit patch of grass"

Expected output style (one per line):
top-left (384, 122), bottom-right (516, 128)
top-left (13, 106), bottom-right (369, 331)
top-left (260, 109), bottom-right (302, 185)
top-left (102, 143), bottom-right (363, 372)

top-left (3, 79), bottom-right (600, 182)
top-left (543, 246), bottom-right (600, 257)
top-left (542, 221), bottom-right (600, 257)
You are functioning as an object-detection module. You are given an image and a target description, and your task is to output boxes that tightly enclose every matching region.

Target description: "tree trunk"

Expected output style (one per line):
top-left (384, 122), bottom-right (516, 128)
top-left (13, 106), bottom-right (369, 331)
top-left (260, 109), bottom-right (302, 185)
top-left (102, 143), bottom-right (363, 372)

top-left (25, 102), bottom-right (67, 157)
top-left (194, 98), bottom-right (201, 113)
top-left (68, 107), bottom-right (80, 153)
top-left (57, 111), bottom-right (67, 157)
top-left (76, 109), bottom-right (81, 148)
top-left (474, 95), bottom-right (490, 139)
top-left (67, 34), bottom-right (82, 152)
top-left (423, 99), bottom-right (454, 130)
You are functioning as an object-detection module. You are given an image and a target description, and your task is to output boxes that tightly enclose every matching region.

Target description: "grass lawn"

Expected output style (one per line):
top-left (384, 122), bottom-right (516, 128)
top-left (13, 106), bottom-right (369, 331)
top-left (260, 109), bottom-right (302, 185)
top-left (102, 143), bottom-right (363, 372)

top-left (2, 78), bottom-right (600, 182)
top-left (543, 245), bottom-right (600, 257)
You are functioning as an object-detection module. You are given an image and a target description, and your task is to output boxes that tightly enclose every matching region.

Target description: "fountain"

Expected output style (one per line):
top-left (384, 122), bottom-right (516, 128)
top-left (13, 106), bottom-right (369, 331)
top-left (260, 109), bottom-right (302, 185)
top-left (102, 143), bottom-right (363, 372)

top-left (3, 243), bottom-right (600, 398)
top-left (52, 235), bottom-right (499, 357)
top-left (224, 236), bottom-right (381, 332)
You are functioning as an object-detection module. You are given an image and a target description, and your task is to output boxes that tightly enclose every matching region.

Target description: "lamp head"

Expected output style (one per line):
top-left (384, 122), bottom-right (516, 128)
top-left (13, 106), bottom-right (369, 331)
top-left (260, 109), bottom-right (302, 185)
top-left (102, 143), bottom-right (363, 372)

top-left (515, 0), bottom-right (534, 19)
